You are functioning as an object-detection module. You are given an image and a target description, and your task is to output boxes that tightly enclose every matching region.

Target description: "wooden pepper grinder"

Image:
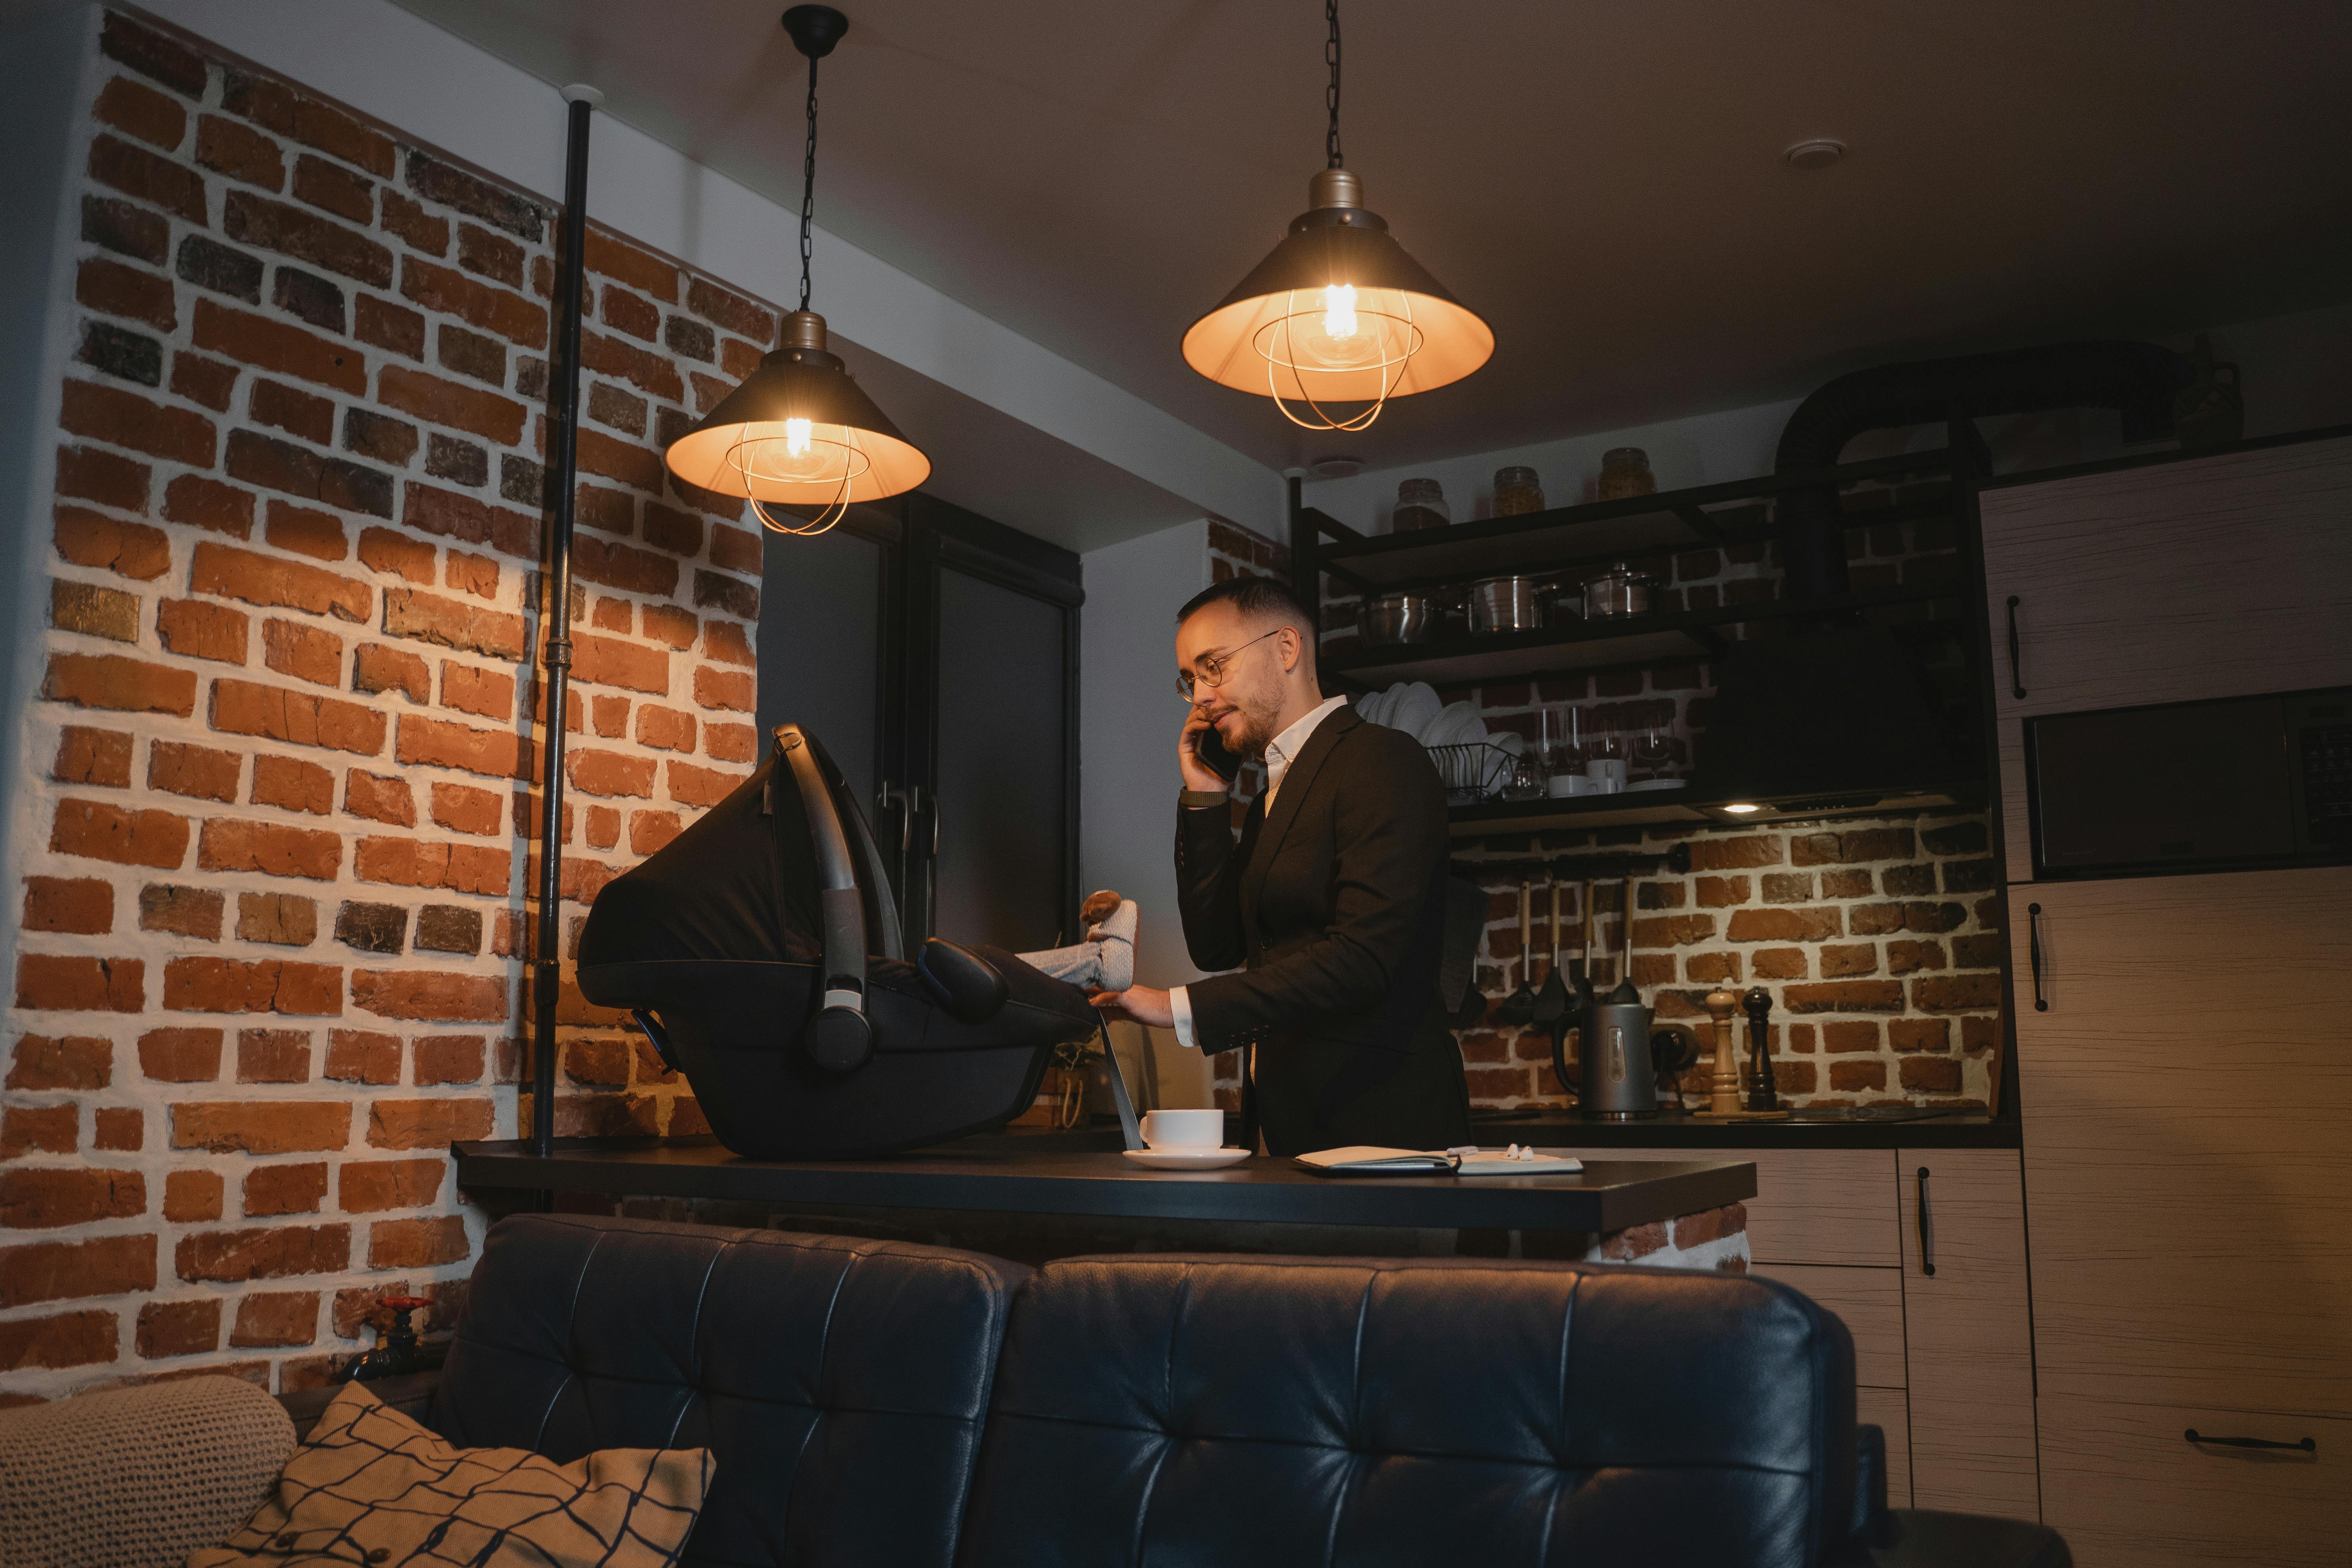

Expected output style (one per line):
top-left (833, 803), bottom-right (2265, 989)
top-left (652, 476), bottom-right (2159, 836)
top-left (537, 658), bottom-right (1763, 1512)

top-left (1705, 988), bottom-right (1743, 1116)
top-left (1742, 986), bottom-right (1781, 1112)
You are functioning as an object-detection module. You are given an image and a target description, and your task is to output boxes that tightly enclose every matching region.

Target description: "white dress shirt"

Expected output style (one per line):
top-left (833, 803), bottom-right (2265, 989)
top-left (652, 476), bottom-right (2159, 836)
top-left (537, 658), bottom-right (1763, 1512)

top-left (1169, 693), bottom-right (1350, 1049)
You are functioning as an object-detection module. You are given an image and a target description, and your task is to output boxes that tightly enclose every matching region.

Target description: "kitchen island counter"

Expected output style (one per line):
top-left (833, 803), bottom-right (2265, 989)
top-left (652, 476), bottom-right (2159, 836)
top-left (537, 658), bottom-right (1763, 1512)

top-left (455, 1138), bottom-right (1753, 1237)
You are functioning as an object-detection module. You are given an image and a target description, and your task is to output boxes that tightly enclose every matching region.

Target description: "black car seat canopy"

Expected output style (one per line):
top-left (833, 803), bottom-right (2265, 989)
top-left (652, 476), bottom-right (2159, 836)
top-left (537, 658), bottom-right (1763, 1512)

top-left (576, 725), bottom-right (1099, 1157)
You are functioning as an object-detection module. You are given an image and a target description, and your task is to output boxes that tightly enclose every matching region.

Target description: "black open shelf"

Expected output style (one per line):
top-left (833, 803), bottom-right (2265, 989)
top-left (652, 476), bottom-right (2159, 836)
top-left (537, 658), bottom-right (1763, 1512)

top-left (1313, 447), bottom-right (1956, 594)
top-left (1446, 778), bottom-right (1987, 839)
top-left (1327, 581), bottom-right (1961, 689)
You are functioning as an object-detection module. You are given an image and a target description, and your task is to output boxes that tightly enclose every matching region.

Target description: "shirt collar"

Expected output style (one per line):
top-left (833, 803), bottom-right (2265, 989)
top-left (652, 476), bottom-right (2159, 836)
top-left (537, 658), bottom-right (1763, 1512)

top-left (1263, 693), bottom-right (1350, 797)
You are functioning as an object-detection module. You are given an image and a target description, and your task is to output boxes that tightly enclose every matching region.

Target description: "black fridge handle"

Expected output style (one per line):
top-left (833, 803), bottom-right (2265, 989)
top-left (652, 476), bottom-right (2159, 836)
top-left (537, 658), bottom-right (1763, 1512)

top-left (1916, 1166), bottom-right (1936, 1277)
top-left (2027, 902), bottom-right (2048, 1012)
top-left (2005, 595), bottom-right (2027, 699)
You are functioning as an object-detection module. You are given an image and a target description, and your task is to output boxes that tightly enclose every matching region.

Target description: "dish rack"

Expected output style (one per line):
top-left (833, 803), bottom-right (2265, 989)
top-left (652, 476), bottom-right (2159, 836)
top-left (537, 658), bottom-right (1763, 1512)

top-left (1426, 740), bottom-right (1522, 805)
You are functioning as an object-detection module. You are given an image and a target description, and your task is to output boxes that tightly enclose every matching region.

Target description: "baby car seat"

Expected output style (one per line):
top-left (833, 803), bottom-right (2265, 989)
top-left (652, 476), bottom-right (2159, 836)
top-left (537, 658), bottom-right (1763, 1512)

top-left (576, 724), bottom-right (1101, 1158)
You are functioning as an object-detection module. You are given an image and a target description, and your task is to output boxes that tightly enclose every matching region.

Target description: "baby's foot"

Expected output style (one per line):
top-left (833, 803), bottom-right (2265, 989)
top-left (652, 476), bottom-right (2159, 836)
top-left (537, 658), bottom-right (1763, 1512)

top-left (1089, 898), bottom-right (1138, 992)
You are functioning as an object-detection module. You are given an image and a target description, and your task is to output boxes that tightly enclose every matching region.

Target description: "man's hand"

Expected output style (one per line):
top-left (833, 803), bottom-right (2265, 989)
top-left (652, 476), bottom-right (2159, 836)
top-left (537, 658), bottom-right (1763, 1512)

top-left (1091, 986), bottom-right (1174, 1030)
top-left (1178, 707), bottom-right (1230, 795)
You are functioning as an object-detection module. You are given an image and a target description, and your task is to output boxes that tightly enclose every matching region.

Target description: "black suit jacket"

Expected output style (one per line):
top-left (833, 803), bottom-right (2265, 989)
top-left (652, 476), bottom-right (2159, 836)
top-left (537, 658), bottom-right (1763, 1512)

top-left (1176, 706), bottom-right (1470, 1154)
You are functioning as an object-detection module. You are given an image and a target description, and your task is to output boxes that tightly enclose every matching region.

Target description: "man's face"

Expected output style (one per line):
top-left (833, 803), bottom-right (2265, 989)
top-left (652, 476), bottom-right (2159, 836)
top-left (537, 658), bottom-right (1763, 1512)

top-left (1176, 603), bottom-right (1293, 758)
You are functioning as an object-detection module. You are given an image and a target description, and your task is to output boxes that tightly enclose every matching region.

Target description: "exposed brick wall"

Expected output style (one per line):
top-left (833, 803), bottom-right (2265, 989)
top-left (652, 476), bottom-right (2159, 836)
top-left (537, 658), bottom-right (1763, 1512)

top-left (1452, 814), bottom-right (2001, 1110)
top-left (2, 12), bottom-right (773, 1399)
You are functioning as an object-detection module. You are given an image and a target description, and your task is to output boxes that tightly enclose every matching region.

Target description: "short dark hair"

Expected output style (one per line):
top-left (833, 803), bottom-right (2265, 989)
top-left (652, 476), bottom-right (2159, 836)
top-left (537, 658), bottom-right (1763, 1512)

top-left (1176, 575), bottom-right (1316, 640)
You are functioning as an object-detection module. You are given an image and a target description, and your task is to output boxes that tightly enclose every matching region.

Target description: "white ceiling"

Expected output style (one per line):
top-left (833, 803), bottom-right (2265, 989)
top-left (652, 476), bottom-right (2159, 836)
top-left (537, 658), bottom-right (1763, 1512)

top-left (373, 2), bottom-right (2352, 479)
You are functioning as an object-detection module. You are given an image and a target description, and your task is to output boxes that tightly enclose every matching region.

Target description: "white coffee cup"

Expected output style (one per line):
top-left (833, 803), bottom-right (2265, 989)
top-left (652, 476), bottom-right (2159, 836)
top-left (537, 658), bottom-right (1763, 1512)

top-left (1548, 773), bottom-right (1592, 799)
top-left (1586, 757), bottom-right (1629, 793)
top-left (1141, 1108), bottom-right (1224, 1150)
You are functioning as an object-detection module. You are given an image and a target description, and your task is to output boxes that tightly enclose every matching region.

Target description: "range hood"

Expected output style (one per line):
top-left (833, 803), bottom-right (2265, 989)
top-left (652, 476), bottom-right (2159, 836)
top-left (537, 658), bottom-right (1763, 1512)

top-left (1690, 340), bottom-right (2195, 811)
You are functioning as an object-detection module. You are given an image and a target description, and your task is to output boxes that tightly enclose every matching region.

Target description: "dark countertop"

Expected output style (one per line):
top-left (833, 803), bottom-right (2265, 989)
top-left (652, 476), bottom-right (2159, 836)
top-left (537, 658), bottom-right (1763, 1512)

top-left (1469, 1110), bottom-right (2021, 1150)
top-left (951, 1110), bottom-right (2018, 1154)
top-left (452, 1139), bottom-right (1755, 1234)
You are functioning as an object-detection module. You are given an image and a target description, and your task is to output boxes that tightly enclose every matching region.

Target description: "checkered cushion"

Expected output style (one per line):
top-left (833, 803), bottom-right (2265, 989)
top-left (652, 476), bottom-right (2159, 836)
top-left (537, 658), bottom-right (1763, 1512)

top-left (190, 1381), bottom-right (710, 1567)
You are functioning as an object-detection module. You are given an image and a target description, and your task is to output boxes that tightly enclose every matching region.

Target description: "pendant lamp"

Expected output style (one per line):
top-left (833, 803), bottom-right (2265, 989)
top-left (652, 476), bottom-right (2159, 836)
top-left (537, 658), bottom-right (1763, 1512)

top-left (663, 6), bottom-right (928, 534)
top-left (1182, 0), bottom-right (1491, 431)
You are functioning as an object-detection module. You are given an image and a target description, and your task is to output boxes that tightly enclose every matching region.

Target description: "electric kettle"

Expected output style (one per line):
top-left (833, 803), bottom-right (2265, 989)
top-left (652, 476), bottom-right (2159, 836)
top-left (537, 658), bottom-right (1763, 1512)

top-left (1559, 878), bottom-right (1698, 1121)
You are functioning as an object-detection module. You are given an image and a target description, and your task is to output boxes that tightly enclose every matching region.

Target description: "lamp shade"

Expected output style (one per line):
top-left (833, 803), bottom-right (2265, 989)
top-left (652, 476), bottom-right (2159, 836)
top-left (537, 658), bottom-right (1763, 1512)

top-left (1183, 170), bottom-right (1491, 413)
top-left (663, 311), bottom-right (930, 507)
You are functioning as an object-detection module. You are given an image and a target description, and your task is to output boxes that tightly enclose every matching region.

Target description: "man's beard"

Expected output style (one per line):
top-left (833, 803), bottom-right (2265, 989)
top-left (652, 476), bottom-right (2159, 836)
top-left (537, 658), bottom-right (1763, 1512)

top-left (1214, 688), bottom-right (1287, 759)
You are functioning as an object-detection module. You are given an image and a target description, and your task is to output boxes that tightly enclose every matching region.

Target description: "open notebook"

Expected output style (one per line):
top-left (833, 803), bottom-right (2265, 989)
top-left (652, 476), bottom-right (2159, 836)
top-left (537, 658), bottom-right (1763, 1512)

top-left (1295, 1146), bottom-right (1586, 1177)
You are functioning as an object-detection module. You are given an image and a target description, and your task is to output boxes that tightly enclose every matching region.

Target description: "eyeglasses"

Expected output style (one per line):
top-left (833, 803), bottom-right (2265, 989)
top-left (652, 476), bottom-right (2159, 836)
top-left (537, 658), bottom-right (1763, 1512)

top-left (1175, 626), bottom-right (1284, 702)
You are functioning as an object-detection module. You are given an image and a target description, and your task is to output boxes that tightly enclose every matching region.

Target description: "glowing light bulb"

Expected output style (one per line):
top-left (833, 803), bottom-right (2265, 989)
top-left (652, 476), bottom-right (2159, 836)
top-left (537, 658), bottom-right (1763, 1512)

top-left (785, 417), bottom-right (813, 458)
top-left (1321, 283), bottom-right (1358, 340)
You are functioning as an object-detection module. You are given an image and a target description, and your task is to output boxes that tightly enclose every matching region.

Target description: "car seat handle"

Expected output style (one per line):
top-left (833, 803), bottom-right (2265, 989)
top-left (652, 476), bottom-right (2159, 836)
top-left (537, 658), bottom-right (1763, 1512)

top-left (776, 724), bottom-right (873, 1072)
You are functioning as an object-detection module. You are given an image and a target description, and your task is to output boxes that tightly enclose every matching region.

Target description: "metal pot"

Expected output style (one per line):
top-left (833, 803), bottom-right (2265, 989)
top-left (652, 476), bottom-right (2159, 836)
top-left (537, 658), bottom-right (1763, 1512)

top-left (1357, 592), bottom-right (1446, 646)
top-left (1468, 576), bottom-right (1550, 636)
top-left (1582, 562), bottom-right (1660, 618)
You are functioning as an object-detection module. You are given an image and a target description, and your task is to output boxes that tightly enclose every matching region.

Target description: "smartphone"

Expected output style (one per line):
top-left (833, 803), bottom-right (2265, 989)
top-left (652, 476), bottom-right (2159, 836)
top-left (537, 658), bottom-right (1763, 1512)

top-left (1191, 718), bottom-right (1244, 783)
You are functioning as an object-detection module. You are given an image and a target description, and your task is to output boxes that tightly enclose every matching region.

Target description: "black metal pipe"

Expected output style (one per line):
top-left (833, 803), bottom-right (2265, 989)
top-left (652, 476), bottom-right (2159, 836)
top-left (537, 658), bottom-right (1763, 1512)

top-left (533, 91), bottom-right (595, 1162)
top-left (1773, 340), bottom-right (2193, 602)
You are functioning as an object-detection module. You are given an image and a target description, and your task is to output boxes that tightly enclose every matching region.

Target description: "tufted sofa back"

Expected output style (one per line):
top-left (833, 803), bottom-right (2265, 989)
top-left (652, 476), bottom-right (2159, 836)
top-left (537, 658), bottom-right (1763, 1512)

top-left (432, 1213), bottom-right (1028, 1568)
top-left (437, 1217), bottom-right (1861, 1568)
top-left (954, 1253), bottom-right (1860, 1568)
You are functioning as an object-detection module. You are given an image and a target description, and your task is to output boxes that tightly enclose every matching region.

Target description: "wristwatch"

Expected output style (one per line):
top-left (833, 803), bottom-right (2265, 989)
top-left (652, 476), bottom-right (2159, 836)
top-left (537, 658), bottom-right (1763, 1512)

top-left (1179, 788), bottom-right (1230, 809)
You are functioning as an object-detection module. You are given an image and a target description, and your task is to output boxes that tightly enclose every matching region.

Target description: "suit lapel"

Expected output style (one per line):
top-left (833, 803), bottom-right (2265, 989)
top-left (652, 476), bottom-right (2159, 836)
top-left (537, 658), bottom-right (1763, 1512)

top-left (1243, 705), bottom-right (1359, 920)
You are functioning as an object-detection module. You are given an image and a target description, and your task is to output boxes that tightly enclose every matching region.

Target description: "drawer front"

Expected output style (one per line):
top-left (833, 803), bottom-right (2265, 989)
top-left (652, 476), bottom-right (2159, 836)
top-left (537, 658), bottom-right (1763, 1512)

top-left (1752, 1263), bottom-right (1906, 1389)
top-left (2017, 870), bottom-right (2352, 1417)
top-left (1557, 1146), bottom-right (1899, 1265)
top-left (2039, 1395), bottom-right (2348, 1568)
top-left (1855, 1386), bottom-right (1912, 1510)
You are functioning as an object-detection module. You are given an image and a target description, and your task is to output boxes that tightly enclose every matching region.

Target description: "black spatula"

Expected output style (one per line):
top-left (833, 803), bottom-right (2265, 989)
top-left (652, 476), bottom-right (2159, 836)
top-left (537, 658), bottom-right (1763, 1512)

top-left (1496, 881), bottom-right (1540, 1026)
top-left (1531, 880), bottom-right (1569, 1027)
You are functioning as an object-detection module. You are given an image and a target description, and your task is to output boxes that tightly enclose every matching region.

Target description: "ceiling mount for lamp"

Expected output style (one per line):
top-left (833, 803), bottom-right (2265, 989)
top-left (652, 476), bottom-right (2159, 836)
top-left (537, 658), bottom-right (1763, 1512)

top-left (661, 4), bottom-right (929, 535)
top-left (1181, 1), bottom-right (1491, 431)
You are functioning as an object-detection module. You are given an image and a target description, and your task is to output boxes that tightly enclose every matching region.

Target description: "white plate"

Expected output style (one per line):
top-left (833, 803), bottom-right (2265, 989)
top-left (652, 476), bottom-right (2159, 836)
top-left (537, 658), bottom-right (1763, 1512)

top-left (1122, 1147), bottom-right (1251, 1170)
top-left (1627, 778), bottom-right (1688, 791)
top-left (1388, 682), bottom-right (1443, 742)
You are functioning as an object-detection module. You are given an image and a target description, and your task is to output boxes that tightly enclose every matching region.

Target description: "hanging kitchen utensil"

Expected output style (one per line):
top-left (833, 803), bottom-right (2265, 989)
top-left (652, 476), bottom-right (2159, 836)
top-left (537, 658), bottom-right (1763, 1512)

top-left (1549, 880), bottom-right (1596, 1104)
top-left (1606, 878), bottom-right (1641, 1005)
top-left (1450, 974), bottom-right (1490, 1029)
top-left (1531, 879), bottom-right (1569, 1027)
top-left (1496, 882), bottom-right (1539, 1026)
top-left (1572, 879), bottom-right (1597, 1015)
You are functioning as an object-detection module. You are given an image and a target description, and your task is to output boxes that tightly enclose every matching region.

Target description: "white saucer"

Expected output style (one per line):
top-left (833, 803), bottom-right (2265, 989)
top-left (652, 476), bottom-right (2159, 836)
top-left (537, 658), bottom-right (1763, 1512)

top-left (1627, 778), bottom-right (1688, 791)
top-left (1122, 1147), bottom-right (1251, 1170)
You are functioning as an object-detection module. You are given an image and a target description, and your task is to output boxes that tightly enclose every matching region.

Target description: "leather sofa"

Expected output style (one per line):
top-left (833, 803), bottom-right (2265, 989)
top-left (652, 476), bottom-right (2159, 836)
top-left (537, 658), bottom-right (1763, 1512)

top-left (419, 1213), bottom-right (2068, 1568)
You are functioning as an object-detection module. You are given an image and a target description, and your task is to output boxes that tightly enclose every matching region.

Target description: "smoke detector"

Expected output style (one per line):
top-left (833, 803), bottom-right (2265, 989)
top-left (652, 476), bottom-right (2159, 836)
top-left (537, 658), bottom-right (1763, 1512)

top-left (1783, 139), bottom-right (1846, 170)
top-left (1310, 455), bottom-right (1364, 479)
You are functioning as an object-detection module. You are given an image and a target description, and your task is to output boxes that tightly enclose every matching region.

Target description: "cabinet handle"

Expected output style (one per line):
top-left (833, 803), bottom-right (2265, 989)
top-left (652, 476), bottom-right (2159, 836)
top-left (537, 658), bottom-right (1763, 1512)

top-left (2185, 1429), bottom-right (2316, 1454)
top-left (1916, 1166), bottom-right (1936, 1277)
top-left (2005, 595), bottom-right (2027, 699)
top-left (2027, 902), bottom-right (2048, 1012)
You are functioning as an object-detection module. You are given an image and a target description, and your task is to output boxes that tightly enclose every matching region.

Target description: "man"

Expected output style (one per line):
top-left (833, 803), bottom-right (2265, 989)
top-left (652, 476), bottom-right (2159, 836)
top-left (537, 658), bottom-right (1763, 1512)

top-left (1093, 576), bottom-right (1471, 1155)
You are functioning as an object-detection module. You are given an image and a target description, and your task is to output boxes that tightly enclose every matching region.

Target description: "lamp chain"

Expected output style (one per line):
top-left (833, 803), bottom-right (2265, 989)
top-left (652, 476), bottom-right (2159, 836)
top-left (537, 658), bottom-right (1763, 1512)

top-left (799, 49), bottom-right (819, 312)
top-left (1324, 0), bottom-right (1343, 168)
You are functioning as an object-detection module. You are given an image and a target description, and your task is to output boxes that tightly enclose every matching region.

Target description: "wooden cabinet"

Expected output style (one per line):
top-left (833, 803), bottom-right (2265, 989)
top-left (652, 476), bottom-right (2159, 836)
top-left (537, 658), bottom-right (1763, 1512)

top-left (1977, 435), bottom-right (2352, 877)
top-left (1594, 1144), bottom-right (2029, 1518)
top-left (1898, 1148), bottom-right (2040, 1520)
top-left (2013, 869), bottom-right (2352, 1419)
top-left (2037, 1395), bottom-right (2346, 1568)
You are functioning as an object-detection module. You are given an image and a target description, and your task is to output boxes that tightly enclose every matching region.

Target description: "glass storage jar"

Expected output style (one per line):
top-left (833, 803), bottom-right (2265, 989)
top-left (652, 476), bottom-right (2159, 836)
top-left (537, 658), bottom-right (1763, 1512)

top-left (1596, 447), bottom-right (1656, 501)
top-left (1493, 466), bottom-right (1545, 515)
top-left (1393, 477), bottom-right (1450, 531)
